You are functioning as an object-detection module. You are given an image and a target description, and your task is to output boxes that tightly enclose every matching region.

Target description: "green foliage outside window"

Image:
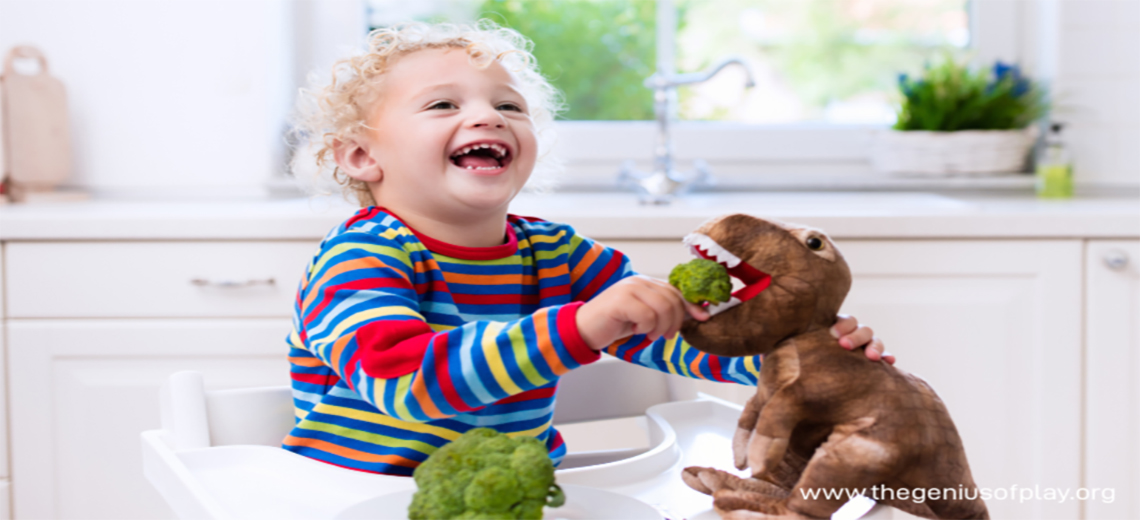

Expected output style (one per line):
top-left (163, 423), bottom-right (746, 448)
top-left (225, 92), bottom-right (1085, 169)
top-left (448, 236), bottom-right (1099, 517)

top-left (368, 0), bottom-right (969, 123)
top-left (678, 0), bottom-right (967, 122)
top-left (476, 0), bottom-right (658, 120)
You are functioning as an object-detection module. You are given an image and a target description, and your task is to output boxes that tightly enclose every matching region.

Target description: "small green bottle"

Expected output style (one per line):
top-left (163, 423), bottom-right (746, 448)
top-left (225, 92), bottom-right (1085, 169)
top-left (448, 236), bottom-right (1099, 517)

top-left (1035, 123), bottom-right (1073, 198)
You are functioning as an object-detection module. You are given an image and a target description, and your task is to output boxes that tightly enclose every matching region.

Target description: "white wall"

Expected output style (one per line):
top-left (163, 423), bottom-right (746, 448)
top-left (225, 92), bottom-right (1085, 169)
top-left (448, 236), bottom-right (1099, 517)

top-left (0, 0), bottom-right (296, 198)
top-left (1045, 0), bottom-right (1140, 187)
top-left (0, 0), bottom-right (1135, 195)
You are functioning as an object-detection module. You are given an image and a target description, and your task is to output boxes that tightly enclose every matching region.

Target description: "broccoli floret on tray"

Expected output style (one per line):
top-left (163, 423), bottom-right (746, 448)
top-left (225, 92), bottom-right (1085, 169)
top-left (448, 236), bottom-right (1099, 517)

top-left (669, 258), bottom-right (732, 305)
top-left (408, 428), bottom-right (565, 520)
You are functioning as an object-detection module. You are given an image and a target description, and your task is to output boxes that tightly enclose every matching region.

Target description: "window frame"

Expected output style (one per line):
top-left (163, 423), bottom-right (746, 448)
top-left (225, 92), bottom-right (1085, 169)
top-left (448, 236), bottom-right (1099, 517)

top-left (306, 0), bottom-right (1033, 188)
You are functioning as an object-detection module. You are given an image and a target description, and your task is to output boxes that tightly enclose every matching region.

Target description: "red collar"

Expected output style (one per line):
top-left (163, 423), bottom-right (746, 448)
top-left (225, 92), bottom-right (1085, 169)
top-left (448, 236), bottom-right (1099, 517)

top-left (370, 207), bottom-right (519, 261)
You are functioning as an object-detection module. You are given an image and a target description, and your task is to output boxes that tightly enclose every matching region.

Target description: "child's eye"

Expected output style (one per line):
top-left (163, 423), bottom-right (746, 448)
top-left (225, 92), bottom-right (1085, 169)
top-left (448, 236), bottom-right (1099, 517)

top-left (428, 101), bottom-right (457, 110)
top-left (497, 102), bottom-right (523, 112)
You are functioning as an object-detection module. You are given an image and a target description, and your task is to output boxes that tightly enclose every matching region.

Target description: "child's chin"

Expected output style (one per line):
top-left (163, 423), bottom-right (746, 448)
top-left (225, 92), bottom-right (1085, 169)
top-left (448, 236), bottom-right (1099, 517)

top-left (451, 184), bottom-right (520, 210)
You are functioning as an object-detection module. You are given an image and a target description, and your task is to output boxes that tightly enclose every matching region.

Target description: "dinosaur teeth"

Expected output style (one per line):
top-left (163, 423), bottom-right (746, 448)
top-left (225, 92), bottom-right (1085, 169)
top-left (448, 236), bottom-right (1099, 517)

top-left (706, 297), bottom-right (742, 316)
top-left (682, 233), bottom-right (742, 268)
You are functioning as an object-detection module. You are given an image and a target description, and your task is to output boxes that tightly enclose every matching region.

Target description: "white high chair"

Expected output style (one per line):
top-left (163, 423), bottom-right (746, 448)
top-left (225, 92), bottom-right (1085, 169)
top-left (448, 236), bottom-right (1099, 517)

top-left (142, 356), bottom-right (680, 519)
top-left (142, 359), bottom-right (901, 520)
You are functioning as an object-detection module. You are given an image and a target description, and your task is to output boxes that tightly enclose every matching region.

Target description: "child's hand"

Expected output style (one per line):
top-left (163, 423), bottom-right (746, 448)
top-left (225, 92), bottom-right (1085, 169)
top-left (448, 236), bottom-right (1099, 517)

top-left (576, 275), bottom-right (710, 351)
top-left (831, 314), bottom-right (894, 364)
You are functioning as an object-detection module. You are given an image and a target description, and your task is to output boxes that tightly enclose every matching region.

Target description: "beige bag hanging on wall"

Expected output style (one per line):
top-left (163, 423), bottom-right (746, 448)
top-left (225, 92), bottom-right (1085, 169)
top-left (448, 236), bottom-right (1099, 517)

top-left (1, 45), bottom-right (76, 202)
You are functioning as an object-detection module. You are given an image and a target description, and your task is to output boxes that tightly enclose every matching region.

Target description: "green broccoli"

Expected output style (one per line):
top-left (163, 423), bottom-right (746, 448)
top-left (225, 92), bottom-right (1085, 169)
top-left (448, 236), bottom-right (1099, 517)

top-left (408, 428), bottom-right (565, 520)
top-left (669, 258), bottom-right (732, 305)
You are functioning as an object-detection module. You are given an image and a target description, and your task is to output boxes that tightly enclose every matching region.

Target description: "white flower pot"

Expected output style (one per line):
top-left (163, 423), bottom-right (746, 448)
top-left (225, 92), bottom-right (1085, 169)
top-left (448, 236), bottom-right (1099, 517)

top-left (871, 128), bottom-right (1038, 176)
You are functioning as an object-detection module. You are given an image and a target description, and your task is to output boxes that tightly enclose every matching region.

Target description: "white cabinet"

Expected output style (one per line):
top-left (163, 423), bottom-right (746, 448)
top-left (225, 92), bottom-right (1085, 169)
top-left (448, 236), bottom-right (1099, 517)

top-left (612, 238), bottom-right (1084, 520)
top-left (3, 240), bottom-right (311, 519)
top-left (7, 320), bottom-right (292, 520)
top-left (0, 229), bottom-right (1130, 519)
top-left (1085, 240), bottom-right (1140, 520)
top-left (0, 243), bottom-right (9, 520)
top-left (838, 240), bottom-right (1082, 520)
top-left (5, 241), bottom-right (312, 318)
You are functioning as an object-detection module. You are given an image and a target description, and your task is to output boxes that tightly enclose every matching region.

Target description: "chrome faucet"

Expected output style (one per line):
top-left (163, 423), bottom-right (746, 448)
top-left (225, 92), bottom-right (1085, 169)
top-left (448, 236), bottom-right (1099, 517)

top-left (619, 56), bottom-right (756, 204)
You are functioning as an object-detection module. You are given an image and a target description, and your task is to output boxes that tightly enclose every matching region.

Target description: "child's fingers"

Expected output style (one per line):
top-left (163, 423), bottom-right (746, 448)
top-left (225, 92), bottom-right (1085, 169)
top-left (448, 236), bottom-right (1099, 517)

top-left (646, 276), bottom-right (710, 323)
top-left (864, 339), bottom-right (893, 364)
top-left (619, 281), bottom-right (666, 339)
top-left (837, 324), bottom-right (874, 350)
top-left (683, 300), bottom-right (710, 322)
top-left (646, 277), bottom-right (696, 337)
top-left (829, 314), bottom-right (858, 339)
top-left (643, 288), bottom-right (681, 340)
top-left (623, 298), bottom-right (660, 338)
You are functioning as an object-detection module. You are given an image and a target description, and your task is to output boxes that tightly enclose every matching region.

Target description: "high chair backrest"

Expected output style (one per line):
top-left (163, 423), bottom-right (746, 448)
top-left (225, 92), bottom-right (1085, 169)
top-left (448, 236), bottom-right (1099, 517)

top-left (160, 371), bottom-right (295, 450)
top-left (552, 356), bottom-right (673, 424)
top-left (160, 357), bottom-right (672, 450)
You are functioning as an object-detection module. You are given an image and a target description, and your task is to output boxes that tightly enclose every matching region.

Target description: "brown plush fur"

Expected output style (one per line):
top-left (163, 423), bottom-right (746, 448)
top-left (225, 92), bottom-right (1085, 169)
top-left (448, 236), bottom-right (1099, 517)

top-left (679, 214), bottom-right (988, 520)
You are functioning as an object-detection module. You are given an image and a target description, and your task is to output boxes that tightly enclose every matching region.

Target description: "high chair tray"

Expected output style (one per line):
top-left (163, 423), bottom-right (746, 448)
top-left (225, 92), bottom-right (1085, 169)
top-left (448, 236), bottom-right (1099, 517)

top-left (143, 396), bottom-right (902, 519)
top-left (336, 485), bottom-right (663, 520)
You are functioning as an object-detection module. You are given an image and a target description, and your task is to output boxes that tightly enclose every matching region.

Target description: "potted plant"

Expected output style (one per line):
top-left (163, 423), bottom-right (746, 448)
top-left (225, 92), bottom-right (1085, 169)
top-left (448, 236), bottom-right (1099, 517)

top-left (871, 58), bottom-right (1049, 176)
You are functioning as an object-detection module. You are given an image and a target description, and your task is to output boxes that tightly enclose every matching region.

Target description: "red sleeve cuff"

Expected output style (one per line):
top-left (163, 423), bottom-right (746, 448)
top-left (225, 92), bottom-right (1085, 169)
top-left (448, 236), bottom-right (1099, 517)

top-left (349, 320), bottom-right (436, 385)
top-left (556, 301), bottom-right (601, 366)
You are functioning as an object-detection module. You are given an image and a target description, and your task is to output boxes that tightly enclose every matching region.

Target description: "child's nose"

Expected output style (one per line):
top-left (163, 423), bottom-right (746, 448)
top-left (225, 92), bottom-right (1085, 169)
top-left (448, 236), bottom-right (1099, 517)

top-left (468, 105), bottom-right (506, 129)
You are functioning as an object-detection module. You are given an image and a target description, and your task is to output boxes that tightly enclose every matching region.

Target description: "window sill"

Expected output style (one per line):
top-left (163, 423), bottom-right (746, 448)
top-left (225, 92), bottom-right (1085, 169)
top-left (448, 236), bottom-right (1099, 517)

top-left (551, 169), bottom-right (1038, 194)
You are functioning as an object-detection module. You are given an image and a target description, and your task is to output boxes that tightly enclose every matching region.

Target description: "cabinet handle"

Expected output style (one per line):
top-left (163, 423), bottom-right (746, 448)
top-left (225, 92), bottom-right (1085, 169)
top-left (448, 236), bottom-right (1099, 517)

top-left (190, 277), bottom-right (277, 288)
top-left (1104, 250), bottom-right (1130, 271)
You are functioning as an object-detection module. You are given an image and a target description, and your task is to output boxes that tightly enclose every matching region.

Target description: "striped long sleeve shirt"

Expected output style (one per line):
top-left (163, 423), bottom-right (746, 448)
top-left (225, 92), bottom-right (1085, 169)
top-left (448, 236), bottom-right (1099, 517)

top-left (282, 207), bottom-right (762, 475)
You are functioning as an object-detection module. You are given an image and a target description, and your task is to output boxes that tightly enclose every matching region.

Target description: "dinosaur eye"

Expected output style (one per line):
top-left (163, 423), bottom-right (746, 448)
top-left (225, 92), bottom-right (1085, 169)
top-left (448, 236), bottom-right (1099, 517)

top-left (806, 237), bottom-right (824, 251)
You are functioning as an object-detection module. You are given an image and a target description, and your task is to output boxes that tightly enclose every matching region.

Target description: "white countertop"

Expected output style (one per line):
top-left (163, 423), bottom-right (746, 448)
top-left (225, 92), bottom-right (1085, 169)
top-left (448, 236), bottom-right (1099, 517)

top-left (1, 191), bottom-right (1137, 241)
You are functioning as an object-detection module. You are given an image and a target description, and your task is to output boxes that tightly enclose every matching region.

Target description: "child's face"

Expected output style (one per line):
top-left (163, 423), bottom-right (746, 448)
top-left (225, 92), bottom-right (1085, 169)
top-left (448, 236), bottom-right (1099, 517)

top-left (352, 47), bottom-right (538, 220)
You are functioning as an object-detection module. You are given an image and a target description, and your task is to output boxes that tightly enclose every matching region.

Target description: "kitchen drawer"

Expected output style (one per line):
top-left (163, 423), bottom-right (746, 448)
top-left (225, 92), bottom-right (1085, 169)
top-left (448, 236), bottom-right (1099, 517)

top-left (6, 241), bottom-right (316, 318)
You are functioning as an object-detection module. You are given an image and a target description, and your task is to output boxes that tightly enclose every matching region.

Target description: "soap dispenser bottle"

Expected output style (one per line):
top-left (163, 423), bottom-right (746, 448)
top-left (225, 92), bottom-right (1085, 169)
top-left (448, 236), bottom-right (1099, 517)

top-left (1035, 122), bottom-right (1073, 198)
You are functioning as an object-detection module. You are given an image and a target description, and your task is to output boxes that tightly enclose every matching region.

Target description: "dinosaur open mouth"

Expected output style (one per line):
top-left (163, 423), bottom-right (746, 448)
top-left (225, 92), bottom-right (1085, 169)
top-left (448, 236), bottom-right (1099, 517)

top-left (682, 233), bottom-right (772, 316)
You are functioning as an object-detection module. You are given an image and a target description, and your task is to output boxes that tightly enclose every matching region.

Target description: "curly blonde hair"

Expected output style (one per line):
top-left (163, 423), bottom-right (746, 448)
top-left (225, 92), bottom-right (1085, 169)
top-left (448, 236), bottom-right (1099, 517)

top-left (290, 20), bottom-right (563, 207)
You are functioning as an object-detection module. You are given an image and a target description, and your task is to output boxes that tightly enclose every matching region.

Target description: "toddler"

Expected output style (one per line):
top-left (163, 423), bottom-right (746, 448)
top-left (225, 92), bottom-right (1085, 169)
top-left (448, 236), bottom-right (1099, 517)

top-left (284, 21), bottom-right (889, 475)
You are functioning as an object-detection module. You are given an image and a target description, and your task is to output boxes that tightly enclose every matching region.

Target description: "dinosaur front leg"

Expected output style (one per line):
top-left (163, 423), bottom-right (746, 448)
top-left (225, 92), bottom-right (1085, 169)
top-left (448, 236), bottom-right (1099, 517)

top-left (784, 418), bottom-right (900, 519)
top-left (734, 386), bottom-right (768, 469)
top-left (748, 389), bottom-right (805, 480)
top-left (742, 345), bottom-right (804, 480)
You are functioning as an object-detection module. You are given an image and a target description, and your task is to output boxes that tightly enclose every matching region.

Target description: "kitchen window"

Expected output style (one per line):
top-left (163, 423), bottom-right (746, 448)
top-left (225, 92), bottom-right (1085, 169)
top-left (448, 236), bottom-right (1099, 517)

top-left (362, 0), bottom-right (1026, 188)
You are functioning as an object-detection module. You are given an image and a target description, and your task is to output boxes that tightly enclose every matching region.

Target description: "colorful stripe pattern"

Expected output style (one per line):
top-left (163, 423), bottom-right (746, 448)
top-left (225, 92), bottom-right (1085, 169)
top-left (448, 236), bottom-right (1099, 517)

top-left (283, 207), bottom-right (762, 475)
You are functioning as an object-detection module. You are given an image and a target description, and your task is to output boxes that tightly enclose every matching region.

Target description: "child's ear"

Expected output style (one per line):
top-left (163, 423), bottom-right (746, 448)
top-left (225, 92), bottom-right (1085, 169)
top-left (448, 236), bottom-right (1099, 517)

top-left (333, 138), bottom-right (383, 182)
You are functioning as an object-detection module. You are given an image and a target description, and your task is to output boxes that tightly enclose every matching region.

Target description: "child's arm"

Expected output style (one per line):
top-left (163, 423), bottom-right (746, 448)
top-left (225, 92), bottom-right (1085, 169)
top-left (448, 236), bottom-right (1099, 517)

top-left (296, 231), bottom-right (601, 423)
top-left (568, 235), bottom-right (890, 384)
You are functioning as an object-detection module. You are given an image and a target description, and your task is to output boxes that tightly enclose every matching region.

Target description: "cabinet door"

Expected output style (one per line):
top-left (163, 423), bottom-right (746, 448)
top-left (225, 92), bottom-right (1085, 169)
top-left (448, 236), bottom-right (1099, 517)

top-left (6, 241), bottom-right (314, 318)
top-left (1085, 240), bottom-right (1140, 520)
top-left (838, 240), bottom-right (1083, 520)
top-left (0, 244), bottom-right (9, 520)
top-left (613, 238), bottom-right (1084, 520)
top-left (7, 319), bottom-right (292, 520)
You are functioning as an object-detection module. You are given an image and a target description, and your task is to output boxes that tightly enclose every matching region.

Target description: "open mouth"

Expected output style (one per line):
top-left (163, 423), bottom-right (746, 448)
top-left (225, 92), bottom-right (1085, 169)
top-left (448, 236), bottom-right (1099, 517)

top-left (682, 233), bottom-right (772, 316)
top-left (449, 141), bottom-right (513, 172)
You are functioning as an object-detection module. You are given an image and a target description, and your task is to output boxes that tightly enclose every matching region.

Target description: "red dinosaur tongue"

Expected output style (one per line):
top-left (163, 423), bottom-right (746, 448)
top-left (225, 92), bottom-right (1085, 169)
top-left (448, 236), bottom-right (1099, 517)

top-left (454, 154), bottom-right (501, 169)
top-left (694, 248), bottom-right (772, 303)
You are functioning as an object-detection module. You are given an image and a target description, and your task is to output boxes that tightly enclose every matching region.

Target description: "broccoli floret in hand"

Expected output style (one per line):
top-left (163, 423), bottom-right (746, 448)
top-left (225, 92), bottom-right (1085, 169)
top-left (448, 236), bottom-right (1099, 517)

top-left (408, 428), bottom-right (564, 520)
top-left (669, 258), bottom-right (732, 305)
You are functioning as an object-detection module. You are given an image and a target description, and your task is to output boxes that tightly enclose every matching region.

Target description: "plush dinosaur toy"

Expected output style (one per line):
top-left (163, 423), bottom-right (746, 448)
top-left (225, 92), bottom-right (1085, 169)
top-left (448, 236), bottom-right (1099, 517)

top-left (676, 214), bottom-right (988, 520)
